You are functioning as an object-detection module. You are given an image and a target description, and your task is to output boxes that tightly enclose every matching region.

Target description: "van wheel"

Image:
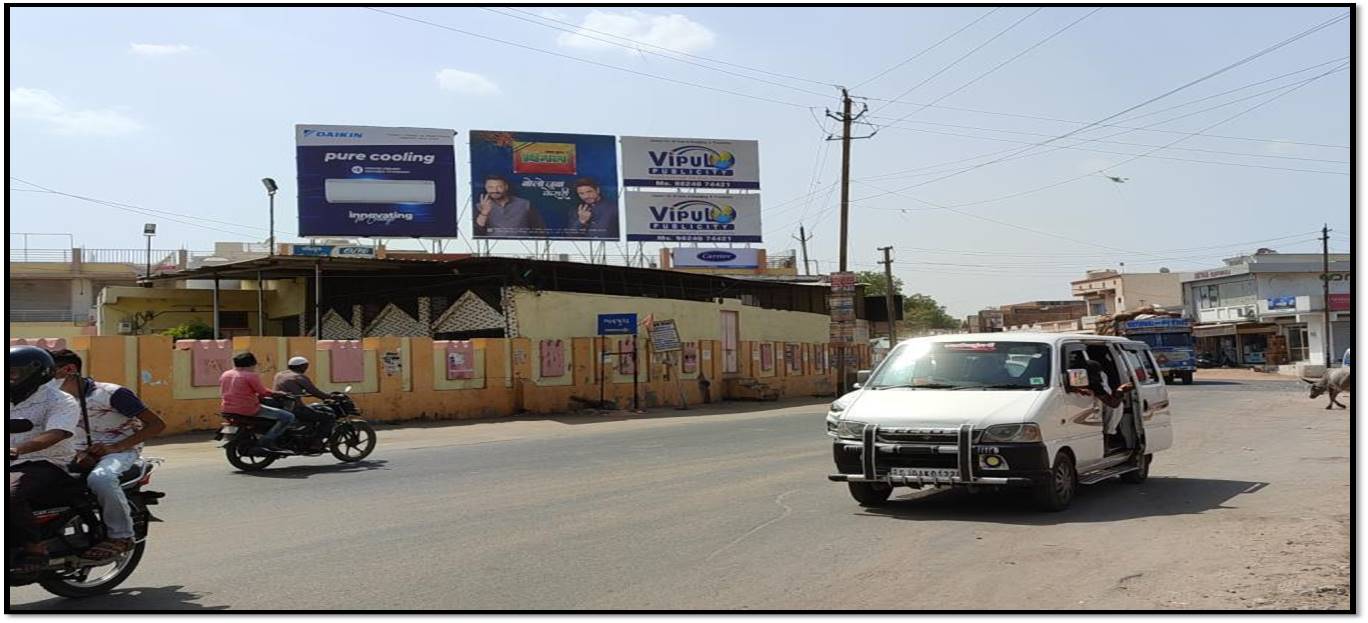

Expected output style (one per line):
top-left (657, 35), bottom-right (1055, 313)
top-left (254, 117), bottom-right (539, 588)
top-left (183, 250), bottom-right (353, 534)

top-left (848, 482), bottom-right (893, 507)
top-left (1121, 453), bottom-right (1151, 484)
top-left (1034, 452), bottom-right (1076, 512)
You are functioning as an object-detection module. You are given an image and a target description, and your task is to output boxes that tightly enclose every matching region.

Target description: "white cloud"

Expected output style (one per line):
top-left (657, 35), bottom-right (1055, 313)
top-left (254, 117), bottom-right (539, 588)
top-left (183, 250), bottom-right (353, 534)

top-left (130, 43), bottom-right (193, 56)
top-left (435, 69), bottom-right (501, 96)
top-left (9, 87), bottom-right (143, 136)
top-left (556, 10), bottom-right (716, 54)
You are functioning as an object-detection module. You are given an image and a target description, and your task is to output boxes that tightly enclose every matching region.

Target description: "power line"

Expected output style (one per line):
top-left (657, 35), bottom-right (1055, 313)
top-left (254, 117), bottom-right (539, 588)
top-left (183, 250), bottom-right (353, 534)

top-left (10, 177), bottom-right (279, 240)
top-left (877, 7), bottom-right (1102, 128)
top-left (482, 7), bottom-right (835, 99)
top-left (851, 7), bottom-right (1002, 90)
top-left (872, 8), bottom-right (1043, 114)
top-left (501, 6), bottom-right (837, 88)
top-left (366, 7), bottom-right (819, 110)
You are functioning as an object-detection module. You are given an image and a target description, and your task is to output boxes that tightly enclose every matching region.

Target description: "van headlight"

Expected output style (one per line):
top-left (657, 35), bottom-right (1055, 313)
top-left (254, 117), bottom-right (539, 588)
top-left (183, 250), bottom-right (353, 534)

top-left (833, 419), bottom-right (868, 440)
top-left (978, 423), bottom-right (1041, 443)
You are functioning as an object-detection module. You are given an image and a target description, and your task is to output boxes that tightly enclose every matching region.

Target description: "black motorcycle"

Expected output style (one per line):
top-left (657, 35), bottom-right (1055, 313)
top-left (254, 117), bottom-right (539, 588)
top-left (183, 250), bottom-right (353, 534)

top-left (7, 419), bottom-right (166, 598)
top-left (215, 387), bottom-right (377, 472)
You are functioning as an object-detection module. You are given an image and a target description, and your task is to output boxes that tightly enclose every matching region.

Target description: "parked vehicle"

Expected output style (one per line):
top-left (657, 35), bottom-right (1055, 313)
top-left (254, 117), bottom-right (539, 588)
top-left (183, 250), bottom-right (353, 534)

top-left (7, 419), bottom-right (166, 598)
top-left (215, 387), bottom-right (377, 471)
top-left (1096, 311), bottom-right (1196, 385)
top-left (826, 333), bottom-right (1173, 511)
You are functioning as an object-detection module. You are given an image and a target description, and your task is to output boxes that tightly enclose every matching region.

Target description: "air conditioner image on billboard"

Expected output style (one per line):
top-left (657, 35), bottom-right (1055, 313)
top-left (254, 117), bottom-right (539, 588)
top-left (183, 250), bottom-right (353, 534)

top-left (324, 179), bottom-right (436, 204)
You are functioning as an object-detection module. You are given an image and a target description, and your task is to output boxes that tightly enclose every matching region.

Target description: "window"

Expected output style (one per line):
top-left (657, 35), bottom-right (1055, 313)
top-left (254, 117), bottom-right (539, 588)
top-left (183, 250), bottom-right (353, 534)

top-left (1198, 285), bottom-right (1221, 309)
top-left (1138, 350), bottom-right (1162, 385)
top-left (866, 341), bottom-right (1052, 391)
top-left (1286, 324), bottom-right (1310, 362)
top-left (1119, 348), bottom-right (1153, 384)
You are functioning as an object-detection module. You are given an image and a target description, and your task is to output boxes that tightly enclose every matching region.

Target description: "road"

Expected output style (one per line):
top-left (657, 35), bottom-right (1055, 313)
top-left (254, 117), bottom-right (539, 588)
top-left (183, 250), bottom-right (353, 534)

top-left (9, 374), bottom-right (1350, 611)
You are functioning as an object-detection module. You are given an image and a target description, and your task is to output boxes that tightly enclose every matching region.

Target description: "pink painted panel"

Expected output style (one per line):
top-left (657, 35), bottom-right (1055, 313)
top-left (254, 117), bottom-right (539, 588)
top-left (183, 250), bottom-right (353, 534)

top-left (438, 341), bottom-right (476, 380)
top-left (760, 343), bottom-right (775, 371)
top-left (8, 338), bottom-right (68, 351)
top-left (618, 338), bottom-right (637, 376)
top-left (539, 340), bottom-right (566, 378)
top-left (320, 340), bottom-right (365, 383)
top-left (176, 339), bottom-right (234, 387)
top-left (682, 343), bottom-right (699, 374)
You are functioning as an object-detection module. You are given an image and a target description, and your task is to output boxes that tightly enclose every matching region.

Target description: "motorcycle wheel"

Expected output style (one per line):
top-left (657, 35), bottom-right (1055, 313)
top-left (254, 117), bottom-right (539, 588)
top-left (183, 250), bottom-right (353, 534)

top-left (225, 435), bottom-right (277, 472)
top-left (330, 420), bottom-right (377, 463)
top-left (38, 541), bottom-right (146, 599)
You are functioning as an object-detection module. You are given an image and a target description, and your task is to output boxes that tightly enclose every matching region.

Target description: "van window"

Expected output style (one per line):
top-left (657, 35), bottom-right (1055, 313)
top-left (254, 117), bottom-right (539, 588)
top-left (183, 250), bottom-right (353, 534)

top-left (1137, 349), bottom-right (1162, 385)
top-left (866, 341), bottom-right (1052, 390)
top-left (1120, 348), bottom-right (1157, 385)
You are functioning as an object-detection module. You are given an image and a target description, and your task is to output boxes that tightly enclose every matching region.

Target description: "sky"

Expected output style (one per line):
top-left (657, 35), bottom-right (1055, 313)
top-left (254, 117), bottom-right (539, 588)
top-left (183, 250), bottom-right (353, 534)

top-left (7, 5), bottom-right (1353, 317)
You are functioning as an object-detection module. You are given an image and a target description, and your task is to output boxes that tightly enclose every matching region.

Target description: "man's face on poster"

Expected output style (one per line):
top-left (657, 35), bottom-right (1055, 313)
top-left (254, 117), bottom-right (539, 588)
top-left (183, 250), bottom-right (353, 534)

top-left (485, 179), bottom-right (509, 201)
top-left (576, 184), bottom-right (601, 205)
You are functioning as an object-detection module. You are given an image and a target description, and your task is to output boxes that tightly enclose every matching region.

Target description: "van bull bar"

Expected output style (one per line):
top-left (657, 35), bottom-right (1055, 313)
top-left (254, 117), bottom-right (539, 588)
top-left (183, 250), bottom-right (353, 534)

top-left (827, 424), bottom-right (1038, 486)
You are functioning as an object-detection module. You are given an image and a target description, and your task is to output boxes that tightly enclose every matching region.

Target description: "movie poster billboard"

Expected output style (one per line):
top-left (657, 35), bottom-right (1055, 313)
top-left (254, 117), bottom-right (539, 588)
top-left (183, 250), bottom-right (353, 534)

top-left (468, 130), bottom-right (620, 240)
top-left (625, 191), bottom-right (762, 243)
top-left (295, 125), bottom-right (458, 237)
top-left (620, 136), bottom-right (760, 189)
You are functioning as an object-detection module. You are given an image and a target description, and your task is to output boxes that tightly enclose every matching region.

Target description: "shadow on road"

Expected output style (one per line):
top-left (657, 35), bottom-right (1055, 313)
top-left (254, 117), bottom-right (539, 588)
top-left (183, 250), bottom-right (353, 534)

top-left (230, 459), bottom-right (390, 479)
top-left (9, 584), bottom-right (230, 611)
top-left (857, 476), bottom-right (1268, 525)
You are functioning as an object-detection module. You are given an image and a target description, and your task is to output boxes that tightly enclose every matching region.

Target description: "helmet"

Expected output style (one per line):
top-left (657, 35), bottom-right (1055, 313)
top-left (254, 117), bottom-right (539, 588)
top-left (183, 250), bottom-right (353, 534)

top-left (287, 356), bottom-right (309, 368)
top-left (8, 346), bottom-right (56, 405)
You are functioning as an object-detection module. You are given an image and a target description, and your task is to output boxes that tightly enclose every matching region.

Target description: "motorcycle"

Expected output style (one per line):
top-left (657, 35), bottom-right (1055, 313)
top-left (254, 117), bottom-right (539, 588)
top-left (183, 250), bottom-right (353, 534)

top-left (214, 386), bottom-right (377, 472)
top-left (7, 418), bottom-right (166, 598)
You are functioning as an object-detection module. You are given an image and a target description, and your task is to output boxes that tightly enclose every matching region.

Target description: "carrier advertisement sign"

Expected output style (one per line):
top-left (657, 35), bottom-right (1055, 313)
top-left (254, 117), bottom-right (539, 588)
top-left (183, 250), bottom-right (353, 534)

top-left (621, 136), bottom-right (760, 189)
top-left (468, 130), bottom-right (620, 240)
top-left (672, 248), bottom-right (761, 269)
top-left (625, 191), bottom-right (762, 243)
top-left (295, 125), bottom-right (458, 237)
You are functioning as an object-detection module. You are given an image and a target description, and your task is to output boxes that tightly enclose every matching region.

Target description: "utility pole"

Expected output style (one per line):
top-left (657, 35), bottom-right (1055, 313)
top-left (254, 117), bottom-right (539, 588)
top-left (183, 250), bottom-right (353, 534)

top-left (1322, 224), bottom-right (1331, 367)
top-left (792, 226), bottom-right (814, 276)
top-left (878, 246), bottom-right (898, 345)
top-left (826, 89), bottom-right (875, 395)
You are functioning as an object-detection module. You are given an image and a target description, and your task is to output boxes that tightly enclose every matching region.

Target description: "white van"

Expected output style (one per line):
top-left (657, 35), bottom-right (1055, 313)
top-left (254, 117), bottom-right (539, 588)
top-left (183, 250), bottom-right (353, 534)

top-left (826, 333), bottom-right (1173, 511)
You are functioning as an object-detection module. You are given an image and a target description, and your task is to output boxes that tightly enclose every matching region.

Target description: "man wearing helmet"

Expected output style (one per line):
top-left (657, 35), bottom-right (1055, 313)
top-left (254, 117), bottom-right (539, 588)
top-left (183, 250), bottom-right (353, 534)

top-left (7, 346), bottom-right (82, 573)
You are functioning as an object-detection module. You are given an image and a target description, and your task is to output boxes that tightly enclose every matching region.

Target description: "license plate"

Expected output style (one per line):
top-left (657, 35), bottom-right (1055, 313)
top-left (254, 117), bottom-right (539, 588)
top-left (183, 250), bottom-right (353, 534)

top-left (219, 426), bottom-right (238, 434)
top-left (889, 467), bottom-right (959, 479)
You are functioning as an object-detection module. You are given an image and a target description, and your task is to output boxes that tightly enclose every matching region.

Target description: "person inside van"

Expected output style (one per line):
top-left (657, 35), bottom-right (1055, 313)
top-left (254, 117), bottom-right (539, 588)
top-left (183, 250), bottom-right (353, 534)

top-left (1067, 352), bottom-right (1134, 435)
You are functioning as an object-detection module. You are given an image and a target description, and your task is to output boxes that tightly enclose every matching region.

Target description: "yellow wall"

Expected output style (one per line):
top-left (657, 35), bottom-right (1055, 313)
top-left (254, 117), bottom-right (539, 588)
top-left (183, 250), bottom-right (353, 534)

top-left (100, 286), bottom-right (274, 335)
top-left (9, 322), bottom-right (90, 339)
top-left (511, 290), bottom-right (828, 344)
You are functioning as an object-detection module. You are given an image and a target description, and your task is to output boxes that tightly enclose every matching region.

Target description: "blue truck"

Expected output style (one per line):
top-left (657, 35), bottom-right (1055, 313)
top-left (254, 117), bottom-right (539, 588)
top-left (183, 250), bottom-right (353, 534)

top-left (1117, 317), bottom-right (1197, 385)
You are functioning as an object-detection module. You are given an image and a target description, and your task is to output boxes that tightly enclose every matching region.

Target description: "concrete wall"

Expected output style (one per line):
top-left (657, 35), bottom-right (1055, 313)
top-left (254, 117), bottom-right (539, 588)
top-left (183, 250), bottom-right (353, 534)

top-left (11, 334), bottom-right (862, 436)
top-left (9, 322), bottom-right (94, 339)
top-left (510, 290), bottom-right (829, 343)
top-left (98, 285), bottom-right (274, 336)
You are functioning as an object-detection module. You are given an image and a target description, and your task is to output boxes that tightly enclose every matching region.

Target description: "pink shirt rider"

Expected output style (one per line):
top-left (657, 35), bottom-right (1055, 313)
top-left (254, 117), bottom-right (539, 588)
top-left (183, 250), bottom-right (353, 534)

top-left (219, 367), bottom-right (273, 416)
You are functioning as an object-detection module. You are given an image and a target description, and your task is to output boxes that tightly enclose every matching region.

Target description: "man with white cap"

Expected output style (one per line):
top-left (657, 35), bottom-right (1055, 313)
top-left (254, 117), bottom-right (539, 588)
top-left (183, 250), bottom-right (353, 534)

top-left (273, 356), bottom-right (330, 402)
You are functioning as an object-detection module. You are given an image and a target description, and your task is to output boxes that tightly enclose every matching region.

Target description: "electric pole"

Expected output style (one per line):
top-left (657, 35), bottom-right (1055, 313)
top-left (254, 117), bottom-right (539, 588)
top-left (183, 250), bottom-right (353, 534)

top-left (793, 226), bottom-right (814, 276)
top-left (1322, 224), bottom-right (1331, 367)
top-left (878, 246), bottom-right (898, 345)
top-left (826, 89), bottom-right (875, 395)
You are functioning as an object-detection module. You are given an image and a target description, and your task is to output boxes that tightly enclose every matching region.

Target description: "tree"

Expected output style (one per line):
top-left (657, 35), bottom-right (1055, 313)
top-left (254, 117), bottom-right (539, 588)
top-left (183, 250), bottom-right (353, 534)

top-left (902, 293), bottom-right (960, 332)
top-left (162, 319), bottom-right (214, 340)
top-left (854, 270), bottom-right (903, 298)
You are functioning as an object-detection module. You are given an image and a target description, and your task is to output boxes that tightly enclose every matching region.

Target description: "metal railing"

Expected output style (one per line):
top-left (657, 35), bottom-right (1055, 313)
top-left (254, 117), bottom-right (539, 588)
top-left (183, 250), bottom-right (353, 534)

top-left (9, 248), bottom-right (74, 263)
top-left (10, 309), bottom-right (86, 323)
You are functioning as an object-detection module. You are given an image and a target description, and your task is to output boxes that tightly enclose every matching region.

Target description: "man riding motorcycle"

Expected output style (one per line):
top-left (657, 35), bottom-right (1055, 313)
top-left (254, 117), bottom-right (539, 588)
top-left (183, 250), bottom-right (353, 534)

top-left (219, 352), bottom-right (293, 453)
top-left (272, 356), bottom-right (337, 446)
top-left (50, 349), bottom-right (166, 563)
top-left (7, 346), bottom-right (81, 574)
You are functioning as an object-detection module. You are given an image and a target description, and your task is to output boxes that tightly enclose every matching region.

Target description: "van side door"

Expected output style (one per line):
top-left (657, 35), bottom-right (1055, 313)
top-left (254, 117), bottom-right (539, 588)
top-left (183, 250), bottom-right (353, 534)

top-left (1057, 341), bottom-right (1105, 472)
top-left (1118, 343), bottom-right (1169, 452)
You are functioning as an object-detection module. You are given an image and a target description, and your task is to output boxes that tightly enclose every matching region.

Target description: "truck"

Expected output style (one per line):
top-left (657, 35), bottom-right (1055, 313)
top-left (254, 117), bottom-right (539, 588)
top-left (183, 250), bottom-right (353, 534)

top-left (1094, 310), bottom-right (1196, 385)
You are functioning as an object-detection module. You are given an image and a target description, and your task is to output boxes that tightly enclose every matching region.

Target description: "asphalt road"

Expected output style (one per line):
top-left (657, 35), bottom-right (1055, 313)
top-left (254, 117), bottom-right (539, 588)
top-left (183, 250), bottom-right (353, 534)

top-left (9, 374), bottom-right (1349, 611)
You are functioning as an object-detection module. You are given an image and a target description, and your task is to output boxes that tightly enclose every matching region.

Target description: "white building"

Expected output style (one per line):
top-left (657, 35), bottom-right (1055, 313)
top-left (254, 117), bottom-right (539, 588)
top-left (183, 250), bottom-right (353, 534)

top-left (1180, 252), bottom-right (1350, 371)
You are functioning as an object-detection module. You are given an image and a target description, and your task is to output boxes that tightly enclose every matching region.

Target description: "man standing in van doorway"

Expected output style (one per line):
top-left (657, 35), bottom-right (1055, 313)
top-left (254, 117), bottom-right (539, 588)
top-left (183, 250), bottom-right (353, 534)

top-left (1068, 354), bottom-right (1134, 434)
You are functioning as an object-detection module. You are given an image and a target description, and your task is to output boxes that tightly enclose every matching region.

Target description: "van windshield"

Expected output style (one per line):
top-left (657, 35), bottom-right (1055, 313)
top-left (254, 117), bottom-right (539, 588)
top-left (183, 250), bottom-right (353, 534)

top-left (866, 341), bottom-right (1053, 390)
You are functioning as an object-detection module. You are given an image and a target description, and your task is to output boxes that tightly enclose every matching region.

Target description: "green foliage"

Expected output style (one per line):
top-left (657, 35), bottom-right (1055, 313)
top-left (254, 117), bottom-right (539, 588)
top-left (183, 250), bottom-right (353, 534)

top-left (162, 319), bottom-right (214, 340)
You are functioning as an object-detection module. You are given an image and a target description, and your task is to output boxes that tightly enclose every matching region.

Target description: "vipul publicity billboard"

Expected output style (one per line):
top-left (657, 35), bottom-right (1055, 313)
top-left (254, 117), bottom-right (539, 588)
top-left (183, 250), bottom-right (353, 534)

top-left (295, 125), bottom-right (458, 237)
top-left (468, 130), bottom-right (620, 240)
top-left (620, 136), bottom-right (760, 189)
top-left (625, 191), bottom-right (762, 243)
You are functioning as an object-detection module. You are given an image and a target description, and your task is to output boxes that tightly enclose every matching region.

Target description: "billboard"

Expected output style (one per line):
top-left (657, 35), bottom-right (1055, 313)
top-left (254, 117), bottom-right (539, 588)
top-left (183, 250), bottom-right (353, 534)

top-left (468, 130), bottom-right (620, 240)
top-left (625, 191), bottom-right (761, 243)
top-left (672, 248), bottom-right (761, 269)
top-left (621, 136), bottom-right (760, 189)
top-left (296, 125), bottom-right (457, 237)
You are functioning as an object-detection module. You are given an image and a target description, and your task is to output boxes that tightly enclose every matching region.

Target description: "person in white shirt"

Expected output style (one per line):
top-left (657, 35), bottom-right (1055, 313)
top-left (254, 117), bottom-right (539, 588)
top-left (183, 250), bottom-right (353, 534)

top-left (51, 349), bottom-right (166, 563)
top-left (8, 346), bottom-right (81, 574)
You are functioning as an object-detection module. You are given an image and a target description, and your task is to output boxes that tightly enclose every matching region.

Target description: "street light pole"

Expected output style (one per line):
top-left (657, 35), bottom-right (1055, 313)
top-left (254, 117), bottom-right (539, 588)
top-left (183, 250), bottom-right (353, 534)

top-left (262, 178), bottom-right (278, 255)
top-left (142, 223), bottom-right (156, 286)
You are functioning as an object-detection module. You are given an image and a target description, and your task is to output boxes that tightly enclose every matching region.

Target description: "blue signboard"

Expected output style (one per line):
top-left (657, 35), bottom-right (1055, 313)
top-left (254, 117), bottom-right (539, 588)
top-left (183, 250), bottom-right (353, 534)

top-left (469, 130), bottom-right (620, 241)
top-left (1150, 347), bottom-right (1197, 372)
top-left (1268, 296), bottom-right (1296, 310)
top-left (296, 125), bottom-right (458, 237)
top-left (290, 245), bottom-right (335, 257)
top-left (598, 313), bottom-right (638, 335)
top-left (1123, 318), bottom-right (1192, 332)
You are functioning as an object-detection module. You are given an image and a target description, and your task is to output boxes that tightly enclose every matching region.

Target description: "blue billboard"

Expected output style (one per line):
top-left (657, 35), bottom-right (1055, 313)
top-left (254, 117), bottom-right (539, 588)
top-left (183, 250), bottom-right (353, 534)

top-left (296, 125), bottom-right (458, 237)
top-left (469, 130), bottom-right (620, 240)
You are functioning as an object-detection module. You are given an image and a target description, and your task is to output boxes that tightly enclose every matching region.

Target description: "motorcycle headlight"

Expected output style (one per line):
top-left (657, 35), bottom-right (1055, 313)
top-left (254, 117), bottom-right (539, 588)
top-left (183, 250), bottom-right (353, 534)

top-left (978, 423), bottom-right (1041, 443)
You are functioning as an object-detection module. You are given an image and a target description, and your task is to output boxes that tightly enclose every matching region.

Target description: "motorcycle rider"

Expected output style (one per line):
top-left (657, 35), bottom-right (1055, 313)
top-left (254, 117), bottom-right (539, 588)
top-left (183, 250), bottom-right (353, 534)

top-left (8, 346), bottom-right (81, 574)
top-left (49, 349), bottom-right (166, 563)
top-left (220, 352), bottom-right (293, 452)
top-left (273, 356), bottom-right (335, 444)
